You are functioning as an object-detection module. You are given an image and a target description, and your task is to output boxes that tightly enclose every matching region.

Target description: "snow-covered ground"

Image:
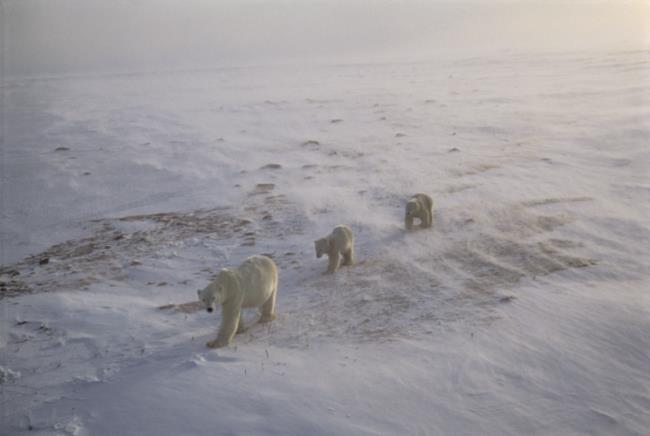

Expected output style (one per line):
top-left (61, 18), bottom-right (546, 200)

top-left (2, 48), bottom-right (649, 435)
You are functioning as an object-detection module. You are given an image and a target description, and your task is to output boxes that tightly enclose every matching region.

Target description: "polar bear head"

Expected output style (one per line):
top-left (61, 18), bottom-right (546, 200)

top-left (314, 237), bottom-right (330, 258)
top-left (405, 199), bottom-right (421, 217)
top-left (197, 268), bottom-right (237, 313)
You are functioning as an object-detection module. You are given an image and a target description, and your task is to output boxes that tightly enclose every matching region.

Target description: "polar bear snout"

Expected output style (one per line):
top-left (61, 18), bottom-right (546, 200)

top-left (206, 307), bottom-right (214, 313)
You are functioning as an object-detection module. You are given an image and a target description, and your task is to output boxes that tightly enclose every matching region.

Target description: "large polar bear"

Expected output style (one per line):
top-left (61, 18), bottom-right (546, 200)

top-left (197, 255), bottom-right (278, 348)
top-left (314, 224), bottom-right (355, 274)
top-left (405, 193), bottom-right (433, 230)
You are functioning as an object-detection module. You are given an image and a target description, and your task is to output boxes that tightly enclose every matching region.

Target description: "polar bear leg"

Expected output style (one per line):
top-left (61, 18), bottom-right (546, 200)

top-left (236, 313), bottom-right (247, 334)
top-left (326, 251), bottom-right (341, 273)
top-left (209, 300), bottom-right (241, 348)
top-left (342, 246), bottom-right (354, 266)
top-left (419, 211), bottom-right (428, 228)
top-left (259, 286), bottom-right (277, 323)
top-left (405, 216), bottom-right (414, 230)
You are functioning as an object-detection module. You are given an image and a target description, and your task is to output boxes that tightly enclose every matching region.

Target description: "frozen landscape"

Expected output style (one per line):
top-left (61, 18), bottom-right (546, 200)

top-left (2, 1), bottom-right (650, 435)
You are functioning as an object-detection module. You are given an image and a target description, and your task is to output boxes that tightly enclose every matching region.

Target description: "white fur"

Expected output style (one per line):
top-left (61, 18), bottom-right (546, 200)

top-left (197, 255), bottom-right (278, 348)
top-left (314, 224), bottom-right (355, 274)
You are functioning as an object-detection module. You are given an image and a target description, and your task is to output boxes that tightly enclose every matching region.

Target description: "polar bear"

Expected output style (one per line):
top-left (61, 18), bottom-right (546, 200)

top-left (405, 193), bottom-right (433, 230)
top-left (314, 224), bottom-right (355, 274)
top-left (197, 255), bottom-right (278, 348)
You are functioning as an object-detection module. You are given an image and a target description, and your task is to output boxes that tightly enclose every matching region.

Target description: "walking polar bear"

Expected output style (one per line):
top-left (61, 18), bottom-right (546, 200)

top-left (405, 193), bottom-right (433, 230)
top-left (197, 255), bottom-right (278, 348)
top-left (314, 224), bottom-right (355, 274)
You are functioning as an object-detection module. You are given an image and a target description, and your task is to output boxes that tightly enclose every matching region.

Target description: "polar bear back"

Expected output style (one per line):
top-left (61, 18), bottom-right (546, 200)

top-left (410, 193), bottom-right (433, 211)
top-left (330, 225), bottom-right (354, 252)
top-left (236, 255), bottom-right (278, 308)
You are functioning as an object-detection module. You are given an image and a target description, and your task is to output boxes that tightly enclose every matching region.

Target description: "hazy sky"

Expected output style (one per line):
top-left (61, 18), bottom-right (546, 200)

top-left (2, 0), bottom-right (649, 76)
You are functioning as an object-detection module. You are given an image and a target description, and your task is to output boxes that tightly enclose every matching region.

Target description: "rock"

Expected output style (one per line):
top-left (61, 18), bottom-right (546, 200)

top-left (255, 183), bottom-right (275, 193)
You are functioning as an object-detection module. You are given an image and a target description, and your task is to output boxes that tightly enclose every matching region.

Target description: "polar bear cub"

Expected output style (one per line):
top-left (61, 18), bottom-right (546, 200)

top-left (314, 224), bottom-right (355, 274)
top-left (197, 255), bottom-right (278, 349)
top-left (405, 193), bottom-right (433, 230)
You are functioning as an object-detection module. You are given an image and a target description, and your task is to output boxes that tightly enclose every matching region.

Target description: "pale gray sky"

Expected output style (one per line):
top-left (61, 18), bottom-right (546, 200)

top-left (2, 0), bottom-right (649, 76)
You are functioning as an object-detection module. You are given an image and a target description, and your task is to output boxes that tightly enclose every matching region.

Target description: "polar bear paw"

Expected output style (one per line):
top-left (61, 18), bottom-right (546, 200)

top-left (259, 313), bottom-right (276, 323)
top-left (206, 338), bottom-right (229, 349)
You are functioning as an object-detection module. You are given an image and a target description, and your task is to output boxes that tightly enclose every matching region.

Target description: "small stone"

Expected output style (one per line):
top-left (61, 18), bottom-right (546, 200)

top-left (54, 146), bottom-right (70, 152)
top-left (255, 183), bottom-right (275, 193)
top-left (39, 258), bottom-right (49, 265)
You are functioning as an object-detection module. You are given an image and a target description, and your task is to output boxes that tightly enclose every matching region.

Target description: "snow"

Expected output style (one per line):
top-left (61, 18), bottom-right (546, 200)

top-left (2, 48), bottom-right (650, 435)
